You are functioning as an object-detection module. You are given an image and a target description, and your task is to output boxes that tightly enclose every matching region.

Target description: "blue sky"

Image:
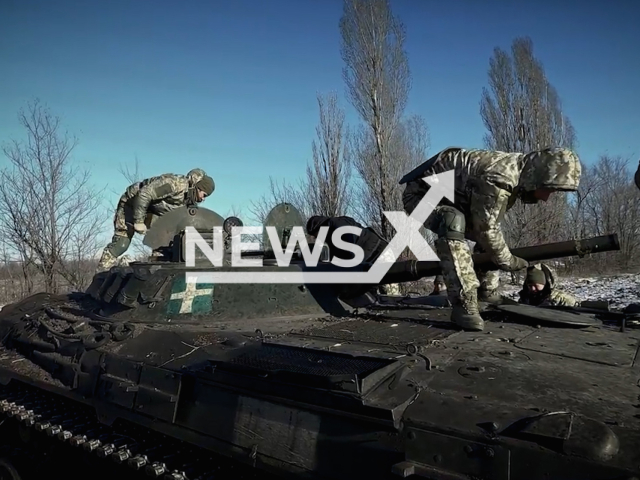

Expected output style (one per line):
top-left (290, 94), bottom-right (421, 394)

top-left (1, 0), bottom-right (639, 249)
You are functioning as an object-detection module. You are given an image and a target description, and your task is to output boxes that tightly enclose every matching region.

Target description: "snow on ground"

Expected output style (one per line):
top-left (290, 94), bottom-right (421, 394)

top-left (498, 272), bottom-right (640, 310)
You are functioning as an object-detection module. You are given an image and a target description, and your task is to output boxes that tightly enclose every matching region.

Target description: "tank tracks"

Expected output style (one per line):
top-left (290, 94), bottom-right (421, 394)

top-left (0, 381), bottom-right (283, 480)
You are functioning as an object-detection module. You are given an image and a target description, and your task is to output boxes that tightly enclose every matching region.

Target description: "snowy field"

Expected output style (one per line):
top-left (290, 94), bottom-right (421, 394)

top-left (499, 272), bottom-right (640, 310)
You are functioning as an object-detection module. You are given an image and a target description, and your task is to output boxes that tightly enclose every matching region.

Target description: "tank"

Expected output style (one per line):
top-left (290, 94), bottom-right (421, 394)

top-left (0, 202), bottom-right (636, 480)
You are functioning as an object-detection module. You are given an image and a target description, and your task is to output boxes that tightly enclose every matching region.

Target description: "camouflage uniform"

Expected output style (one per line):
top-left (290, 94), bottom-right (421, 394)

top-left (97, 169), bottom-right (210, 271)
top-left (518, 263), bottom-right (579, 307)
top-left (402, 147), bottom-right (581, 331)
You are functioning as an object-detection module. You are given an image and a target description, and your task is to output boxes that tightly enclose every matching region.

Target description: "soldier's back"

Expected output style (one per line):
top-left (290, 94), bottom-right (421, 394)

top-left (123, 173), bottom-right (188, 200)
top-left (424, 148), bottom-right (523, 211)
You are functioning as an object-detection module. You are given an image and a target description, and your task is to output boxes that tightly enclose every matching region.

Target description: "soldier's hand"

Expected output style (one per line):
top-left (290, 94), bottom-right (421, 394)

top-left (502, 255), bottom-right (528, 271)
top-left (134, 223), bottom-right (147, 234)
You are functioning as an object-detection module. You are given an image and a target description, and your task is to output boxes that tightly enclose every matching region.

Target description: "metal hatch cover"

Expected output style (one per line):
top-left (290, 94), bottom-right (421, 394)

top-left (496, 304), bottom-right (601, 327)
top-left (143, 206), bottom-right (225, 249)
top-left (262, 202), bottom-right (305, 253)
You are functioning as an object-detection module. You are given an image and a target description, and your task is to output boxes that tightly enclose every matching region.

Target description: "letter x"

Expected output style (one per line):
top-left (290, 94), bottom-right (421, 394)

top-left (371, 170), bottom-right (456, 269)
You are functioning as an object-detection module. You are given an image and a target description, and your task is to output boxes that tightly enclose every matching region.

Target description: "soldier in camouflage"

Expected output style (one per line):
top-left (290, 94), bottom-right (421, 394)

top-left (518, 263), bottom-right (579, 307)
top-left (401, 147), bottom-right (581, 331)
top-left (96, 168), bottom-right (215, 272)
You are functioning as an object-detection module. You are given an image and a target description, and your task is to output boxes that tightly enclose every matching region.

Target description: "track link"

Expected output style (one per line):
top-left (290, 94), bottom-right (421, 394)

top-left (0, 381), bottom-right (283, 480)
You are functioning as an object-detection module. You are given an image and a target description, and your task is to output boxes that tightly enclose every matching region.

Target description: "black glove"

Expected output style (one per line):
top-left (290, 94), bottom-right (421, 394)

top-left (500, 255), bottom-right (528, 272)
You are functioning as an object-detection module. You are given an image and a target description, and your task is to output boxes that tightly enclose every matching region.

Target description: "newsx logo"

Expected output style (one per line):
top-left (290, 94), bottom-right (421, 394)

top-left (183, 170), bottom-right (455, 284)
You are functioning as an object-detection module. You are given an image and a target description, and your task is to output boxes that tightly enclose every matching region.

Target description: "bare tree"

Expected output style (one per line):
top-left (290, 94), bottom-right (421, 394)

top-left (578, 156), bottom-right (640, 271)
top-left (480, 37), bottom-right (577, 250)
top-left (246, 177), bottom-right (310, 250)
top-left (0, 99), bottom-right (106, 293)
top-left (348, 114), bottom-right (429, 231)
top-left (117, 155), bottom-right (142, 189)
top-left (567, 162), bottom-right (598, 240)
top-left (339, 0), bottom-right (418, 240)
top-left (248, 177), bottom-right (309, 228)
top-left (480, 37), bottom-right (576, 153)
top-left (305, 91), bottom-right (353, 218)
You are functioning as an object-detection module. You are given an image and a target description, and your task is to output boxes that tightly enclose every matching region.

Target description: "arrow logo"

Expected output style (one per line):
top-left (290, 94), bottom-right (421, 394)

top-left (186, 170), bottom-right (454, 284)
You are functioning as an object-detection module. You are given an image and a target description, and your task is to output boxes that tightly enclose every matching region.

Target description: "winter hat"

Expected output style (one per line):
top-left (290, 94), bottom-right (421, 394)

top-left (196, 175), bottom-right (215, 196)
top-left (525, 266), bottom-right (546, 285)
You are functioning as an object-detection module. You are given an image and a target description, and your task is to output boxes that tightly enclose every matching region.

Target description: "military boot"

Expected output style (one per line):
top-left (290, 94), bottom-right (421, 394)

top-left (450, 290), bottom-right (485, 331)
top-left (477, 290), bottom-right (503, 313)
top-left (478, 288), bottom-right (502, 304)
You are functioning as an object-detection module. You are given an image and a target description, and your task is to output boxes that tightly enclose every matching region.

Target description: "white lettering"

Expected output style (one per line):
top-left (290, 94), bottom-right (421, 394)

top-left (181, 169), bottom-right (455, 283)
top-left (184, 226), bottom-right (223, 267)
top-left (268, 226), bottom-right (327, 267)
top-left (231, 226), bottom-right (262, 267)
top-left (330, 226), bottom-right (365, 267)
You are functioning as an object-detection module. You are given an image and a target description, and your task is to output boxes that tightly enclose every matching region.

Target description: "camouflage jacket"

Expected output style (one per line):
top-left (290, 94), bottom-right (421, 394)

top-left (518, 263), bottom-right (580, 307)
top-left (401, 147), bottom-right (581, 269)
top-left (120, 169), bottom-right (206, 224)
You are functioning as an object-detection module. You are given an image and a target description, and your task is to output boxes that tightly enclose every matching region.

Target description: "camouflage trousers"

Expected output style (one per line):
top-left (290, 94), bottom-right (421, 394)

top-left (520, 288), bottom-right (579, 308)
top-left (97, 197), bottom-right (158, 271)
top-left (425, 206), bottom-right (501, 309)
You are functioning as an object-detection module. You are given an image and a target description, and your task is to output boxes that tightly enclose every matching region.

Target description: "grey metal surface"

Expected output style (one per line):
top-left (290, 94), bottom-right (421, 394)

top-left (496, 303), bottom-right (602, 327)
top-left (262, 202), bottom-right (305, 252)
top-left (143, 206), bottom-right (225, 249)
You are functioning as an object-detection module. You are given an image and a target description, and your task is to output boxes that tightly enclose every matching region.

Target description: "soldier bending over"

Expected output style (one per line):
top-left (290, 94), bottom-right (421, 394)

top-left (518, 263), bottom-right (579, 307)
top-left (401, 147), bottom-right (581, 331)
top-left (97, 168), bottom-right (215, 272)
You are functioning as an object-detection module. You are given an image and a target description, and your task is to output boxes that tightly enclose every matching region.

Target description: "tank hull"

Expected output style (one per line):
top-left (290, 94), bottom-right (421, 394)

top-left (0, 289), bottom-right (638, 480)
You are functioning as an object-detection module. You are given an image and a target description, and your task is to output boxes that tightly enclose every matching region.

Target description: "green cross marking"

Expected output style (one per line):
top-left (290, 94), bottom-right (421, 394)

top-left (166, 277), bottom-right (214, 315)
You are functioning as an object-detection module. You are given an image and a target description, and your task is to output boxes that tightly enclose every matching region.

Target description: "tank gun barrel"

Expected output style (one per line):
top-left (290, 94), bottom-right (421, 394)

top-left (378, 233), bottom-right (620, 285)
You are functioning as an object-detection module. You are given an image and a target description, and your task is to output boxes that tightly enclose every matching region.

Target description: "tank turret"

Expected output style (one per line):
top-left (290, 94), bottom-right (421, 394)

top-left (84, 202), bottom-right (622, 316)
top-left (84, 203), bottom-right (353, 321)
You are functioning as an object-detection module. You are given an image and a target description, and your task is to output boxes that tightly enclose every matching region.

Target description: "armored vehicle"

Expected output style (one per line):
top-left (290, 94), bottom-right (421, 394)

top-left (0, 203), bottom-right (637, 480)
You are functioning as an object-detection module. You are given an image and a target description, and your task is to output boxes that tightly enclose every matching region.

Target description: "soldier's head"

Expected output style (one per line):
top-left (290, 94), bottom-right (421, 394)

top-left (433, 275), bottom-right (446, 293)
top-left (524, 265), bottom-right (548, 293)
top-left (518, 148), bottom-right (581, 204)
top-left (194, 175), bottom-right (215, 202)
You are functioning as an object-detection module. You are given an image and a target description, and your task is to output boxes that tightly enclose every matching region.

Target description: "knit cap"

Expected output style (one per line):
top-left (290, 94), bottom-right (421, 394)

top-left (196, 175), bottom-right (215, 195)
top-left (525, 266), bottom-right (546, 285)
